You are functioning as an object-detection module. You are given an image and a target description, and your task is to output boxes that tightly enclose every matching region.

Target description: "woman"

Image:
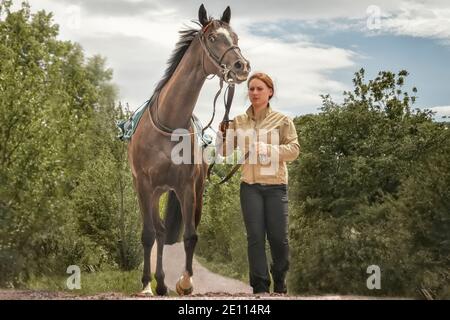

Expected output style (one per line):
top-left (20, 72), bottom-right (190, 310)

top-left (217, 72), bottom-right (300, 294)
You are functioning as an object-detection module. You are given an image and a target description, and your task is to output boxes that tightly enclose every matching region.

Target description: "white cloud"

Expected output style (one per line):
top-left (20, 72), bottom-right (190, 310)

top-left (380, 2), bottom-right (450, 44)
top-left (148, 0), bottom-right (403, 21)
top-left (429, 106), bottom-right (450, 120)
top-left (239, 36), bottom-right (356, 107)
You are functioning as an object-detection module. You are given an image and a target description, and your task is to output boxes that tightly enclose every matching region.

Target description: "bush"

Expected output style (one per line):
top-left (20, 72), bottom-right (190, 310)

top-left (288, 70), bottom-right (449, 298)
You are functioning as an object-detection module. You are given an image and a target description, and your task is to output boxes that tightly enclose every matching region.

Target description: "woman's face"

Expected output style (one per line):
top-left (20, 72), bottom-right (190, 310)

top-left (248, 78), bottom-right (273, 108)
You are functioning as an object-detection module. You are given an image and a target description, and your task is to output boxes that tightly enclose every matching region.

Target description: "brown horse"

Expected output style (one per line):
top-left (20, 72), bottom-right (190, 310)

top-left (127, 4), bottom-right (250, 296)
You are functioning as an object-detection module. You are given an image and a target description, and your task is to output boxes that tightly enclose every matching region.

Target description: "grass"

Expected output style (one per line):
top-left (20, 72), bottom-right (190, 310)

top-left (26, 269), bottom-right (156, 296)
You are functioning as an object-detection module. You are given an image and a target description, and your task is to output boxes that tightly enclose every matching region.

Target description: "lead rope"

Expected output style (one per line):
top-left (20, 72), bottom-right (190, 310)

top-left (206, 82), bottom-right (236, 183)
top-left (201, 78), bottom-right (223, 136)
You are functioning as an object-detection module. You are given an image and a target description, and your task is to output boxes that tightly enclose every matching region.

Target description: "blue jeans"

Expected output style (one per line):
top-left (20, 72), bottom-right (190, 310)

top-left (240, 182), bottom-right (289, 294)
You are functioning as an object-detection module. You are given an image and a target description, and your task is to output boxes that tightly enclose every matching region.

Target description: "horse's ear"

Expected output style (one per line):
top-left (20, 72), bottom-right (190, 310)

top-left (198, 4), bottom-right (208, 27)
top-left (221, 6), bottom-right (231, 24)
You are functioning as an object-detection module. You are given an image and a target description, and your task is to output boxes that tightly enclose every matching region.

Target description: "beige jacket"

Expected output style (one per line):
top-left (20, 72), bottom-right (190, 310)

top-left (216, 105), bottom-right (300, 185)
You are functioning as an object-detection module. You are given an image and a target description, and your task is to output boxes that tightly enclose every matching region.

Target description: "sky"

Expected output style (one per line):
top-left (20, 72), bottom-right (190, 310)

top-left (21, 0), bottom-right (450, 130)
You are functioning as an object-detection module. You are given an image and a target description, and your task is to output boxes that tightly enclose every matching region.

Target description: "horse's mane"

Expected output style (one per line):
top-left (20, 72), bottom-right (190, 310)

top-left (147, 18), bottom-right (212, 107)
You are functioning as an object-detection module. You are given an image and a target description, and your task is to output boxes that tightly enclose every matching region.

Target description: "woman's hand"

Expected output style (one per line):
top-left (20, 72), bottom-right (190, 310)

top-left (219, 121), bottom-right (229, 133)
top-left (254, 141), bottom-right (269, 156)
top-left (217, 121), bottom-right (228, 142)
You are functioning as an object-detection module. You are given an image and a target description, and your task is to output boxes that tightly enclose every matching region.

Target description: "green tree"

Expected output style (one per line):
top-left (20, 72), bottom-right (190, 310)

top-left (0, 1), bottom-right (141, 286)
top-left (288, 69), bottom-right (449, 298)
top-left (390, 122), bottom-right (450, 298)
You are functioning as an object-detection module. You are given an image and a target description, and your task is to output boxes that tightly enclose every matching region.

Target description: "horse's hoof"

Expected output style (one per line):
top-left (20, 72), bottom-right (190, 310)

top-left (138, 283), bottom-right (154, 296)
top-left (176, 281), bottom-right (193, 295)
top-left (176, 271), bottom-right (193, 295)
top-left (156, 284), bottom-right (168, 296)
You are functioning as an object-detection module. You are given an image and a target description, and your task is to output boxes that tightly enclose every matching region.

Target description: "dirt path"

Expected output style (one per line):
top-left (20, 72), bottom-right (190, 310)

top-left (0, 289), bottom-right (404, 300)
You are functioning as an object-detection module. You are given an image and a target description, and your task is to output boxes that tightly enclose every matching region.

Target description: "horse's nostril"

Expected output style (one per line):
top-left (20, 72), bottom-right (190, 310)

top-left (234, 61), bottom-right (243, 70)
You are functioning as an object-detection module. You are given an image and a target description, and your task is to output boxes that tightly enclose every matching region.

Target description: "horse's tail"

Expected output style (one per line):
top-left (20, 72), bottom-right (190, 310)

top-left (164, 191), bottom-right (183, 245)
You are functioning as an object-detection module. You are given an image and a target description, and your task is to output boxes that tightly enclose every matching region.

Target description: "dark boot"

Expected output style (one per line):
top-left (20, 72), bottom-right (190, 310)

top-left (273, 280), bottom-right (287, 294)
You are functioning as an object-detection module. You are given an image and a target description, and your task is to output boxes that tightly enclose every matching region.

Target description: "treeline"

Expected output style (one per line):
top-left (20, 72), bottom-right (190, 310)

top-left (199, 69), bottom-right (450, 299)
top-left (0, 2), bottom-right (141, 286)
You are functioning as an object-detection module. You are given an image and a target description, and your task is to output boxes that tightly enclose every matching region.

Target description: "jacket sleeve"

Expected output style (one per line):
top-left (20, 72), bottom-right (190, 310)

top-left (215, 119), bottom-right (237, 157)
top-left (269, 117), bottom-right (300, 162)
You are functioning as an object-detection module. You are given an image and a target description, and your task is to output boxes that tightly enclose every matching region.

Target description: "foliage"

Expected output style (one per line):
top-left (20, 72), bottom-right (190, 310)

top-left (0, 2), bottom-right (141, 287)
top-left (288, 69), bottom-right (449, 298)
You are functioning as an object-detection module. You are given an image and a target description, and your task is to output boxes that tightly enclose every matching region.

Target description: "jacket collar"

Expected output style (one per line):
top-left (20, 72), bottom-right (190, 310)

top-left (246, 103), bottom-right (272, 121)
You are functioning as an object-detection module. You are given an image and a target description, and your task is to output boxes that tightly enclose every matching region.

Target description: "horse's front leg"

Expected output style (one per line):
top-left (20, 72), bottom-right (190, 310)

top-left (135, 178), bottom-right (156, 296)
top-left (176, 186), bottom-right (197, 295)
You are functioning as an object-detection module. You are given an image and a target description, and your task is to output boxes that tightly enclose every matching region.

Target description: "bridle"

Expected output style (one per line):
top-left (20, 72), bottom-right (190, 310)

top-left (198, 21), bottom-right (246, 135)
top-left (199, 21), bottom-right (244, 84)
top-left (150, 20), bottom-right (245, 137)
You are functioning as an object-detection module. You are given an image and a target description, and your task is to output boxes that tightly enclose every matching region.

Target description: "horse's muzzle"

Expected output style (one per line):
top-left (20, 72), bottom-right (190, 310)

top-left (229, 59), bottom-right (250, 83)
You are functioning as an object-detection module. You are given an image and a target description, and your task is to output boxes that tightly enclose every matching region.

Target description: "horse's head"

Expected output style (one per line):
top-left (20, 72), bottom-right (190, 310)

top-left (198, 4), bottom-right (250, 84)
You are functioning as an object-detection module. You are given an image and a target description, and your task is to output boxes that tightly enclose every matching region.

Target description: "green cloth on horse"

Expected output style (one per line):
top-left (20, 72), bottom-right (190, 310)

top-left (116, 102), bottom-right (213, 148)
top-left (116, 101), bottom-right (149, 141)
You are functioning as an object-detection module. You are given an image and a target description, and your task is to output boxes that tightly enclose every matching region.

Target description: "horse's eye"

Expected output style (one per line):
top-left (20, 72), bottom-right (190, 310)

top-left (208, 33), bottom-right (217, 42)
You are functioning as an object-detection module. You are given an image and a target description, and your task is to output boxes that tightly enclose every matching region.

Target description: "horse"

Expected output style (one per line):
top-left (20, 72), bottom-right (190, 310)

top-left (127, 4), bottom-right (250, 296)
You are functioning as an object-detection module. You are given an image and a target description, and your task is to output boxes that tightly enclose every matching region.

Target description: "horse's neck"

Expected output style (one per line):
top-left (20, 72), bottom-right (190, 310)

top-left (157, 37), bottom-right (206, 130)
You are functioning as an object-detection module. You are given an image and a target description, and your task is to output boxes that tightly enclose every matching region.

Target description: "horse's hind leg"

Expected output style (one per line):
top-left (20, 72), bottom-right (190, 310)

top-left (135, 178), bottom-right (156, 295)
